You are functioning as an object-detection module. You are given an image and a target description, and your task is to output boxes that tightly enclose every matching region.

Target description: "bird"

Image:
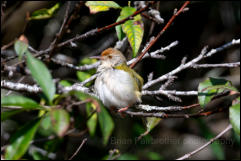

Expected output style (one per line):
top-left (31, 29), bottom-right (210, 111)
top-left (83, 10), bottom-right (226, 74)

top-left (93, 48), bottom-right (144, 113)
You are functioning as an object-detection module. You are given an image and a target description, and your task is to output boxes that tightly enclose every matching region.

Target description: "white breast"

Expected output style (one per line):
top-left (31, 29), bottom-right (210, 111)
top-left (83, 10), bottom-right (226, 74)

top-left (94, 68), bottom-right (139, 108)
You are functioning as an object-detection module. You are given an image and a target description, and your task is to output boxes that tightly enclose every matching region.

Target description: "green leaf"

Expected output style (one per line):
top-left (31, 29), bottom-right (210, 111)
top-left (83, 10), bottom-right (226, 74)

top-left (1, 95), bottom-right (42, 109)
top-left (86, 103), bottom-right (98, 136)
top-left (146, 151), bottom-right (163, 160)
top-left (119, 7), bottom-right (142, 21)
top-left (29, 148), bottom-right (47, 160)
top-left (229, 97), bottom-right (240, 135)
top-left (29, 3), bottom-right (60, 20)
top-left (50, 109), bottom-right (70, 137)
top-left (59, 80), bottom-right (72, 87)
top-left (80, 57), bottom-right (98, 65)
top-left (1, 110), bottom-right (23, 121)
top-left (74, 91), bottom-right (90, 101)
top-left (85, 1), bottom-right (121, 14)
top-left (120, 7), bottom-right (144, 57)
top-left (117, 153), bottom-right (138, 160)
top-left (77, 58), bottom-right (97, 86)
top-left (77, 71), bottom-right (92, 86)
top-left (198, 77), bottom-right (237, 107)
top-left (4, 118), bottom-right (41, 160)
top-left (14, 40), bottom-right (28, 60)
top-left (98, 104), bottom-right (114, 146)
top-left (26, 51), bottom-right (56, 103)
top-left (210, 139), bottom-right (225, 160)
top-left (38, 112), bottom-right (54, 136)
top-left (145, 117), bottom-right (161, 132)
top-left (115, 16), bottom-right (126, 40)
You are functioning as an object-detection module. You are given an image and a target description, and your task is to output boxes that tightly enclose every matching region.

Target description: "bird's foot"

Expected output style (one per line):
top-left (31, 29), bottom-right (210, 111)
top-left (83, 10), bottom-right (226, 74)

top-left (118, 106), bottom-right (129, 113)
top-left (118, 106), bottom-right (129, 118)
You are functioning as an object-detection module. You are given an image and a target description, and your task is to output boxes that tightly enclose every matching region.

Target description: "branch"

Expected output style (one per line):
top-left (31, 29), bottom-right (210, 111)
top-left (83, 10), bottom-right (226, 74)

top-left (50, 40), bottom-right (178, 71)
top-left (47, 2), bottom-right (71, 60)
top-left (193, 62), bottom-right (240, 68)
top-left (141, 12), bottom-right (163, 24)
top-left (61, 83), bottom-right (97, 97)
top-left (56, 2), bottom-right (154, 49)
top-left (79, 74), bottom-right (97, 86)
top-left (159, 76), bottom-right (177, 90)
top-left (5, 2), bottom-right (154, 67)
top-left (125, 105), bottom-right (228, 119)
top-left (130, 1), bottom-right (190, 68)
top-left (68, 138), bottom-right (87, 160)
top-left (176, 124), bottom-right (233, 160)
top-left (136, 103), bottom-right (199, 112)
top-left (143, 39), bottom-right (240, 90)
top-left (142, 90), bottom-right (198, 96)
top-left (50, 58), bottom-right (100, 71)
top-left (1, 80), bottom-right (41, 93)
top-left (147, 8), bottom-right (165, 24)
top-left (1, 80), bottom-right (97, 98)
top-left (127, 40), bottom-right (179, 65)
top-left (142, 89), bottom-right (198, 102)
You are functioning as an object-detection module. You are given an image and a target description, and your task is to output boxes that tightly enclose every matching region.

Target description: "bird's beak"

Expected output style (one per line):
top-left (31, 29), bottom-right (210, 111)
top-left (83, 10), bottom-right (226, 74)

top-left (89, 56), bottom-right (102, 60)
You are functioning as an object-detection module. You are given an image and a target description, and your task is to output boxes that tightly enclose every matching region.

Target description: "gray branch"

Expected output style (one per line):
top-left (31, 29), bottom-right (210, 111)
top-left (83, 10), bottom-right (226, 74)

top-left (142, 90), bottom-right (198, 96)
top-left (136, 104), bottom-right (195, 112)
top-left (50, 58), bottom-right (100, 71)
top-left (143, 39), bottom-right (240, 90)
top-left (49, 40), bottom-right (179, 71)
top-left (176, 124), bottom-right (233, 160)
top-left (1, 80), bottom-right (42, 93)
top-left (127, 40), bottom-right (179, 65)
top-left (193, 62), bottom-right (240, 68)
top-left (61, 83), bottom-right (97, 97)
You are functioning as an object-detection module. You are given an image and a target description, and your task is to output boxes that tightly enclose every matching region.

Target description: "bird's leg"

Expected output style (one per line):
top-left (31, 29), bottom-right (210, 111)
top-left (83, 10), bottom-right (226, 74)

top-left (118, 106), bottom-right (129, 113)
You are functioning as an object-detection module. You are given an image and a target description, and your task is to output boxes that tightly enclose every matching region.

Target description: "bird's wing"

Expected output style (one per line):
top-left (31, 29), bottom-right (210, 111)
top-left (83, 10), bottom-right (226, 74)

top-left (115, 64), bottom-right (144, 91)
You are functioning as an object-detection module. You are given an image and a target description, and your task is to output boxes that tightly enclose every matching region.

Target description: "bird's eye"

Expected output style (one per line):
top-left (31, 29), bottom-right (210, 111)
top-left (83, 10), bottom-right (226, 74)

top-left (108, 55), bottom-right (112, 59)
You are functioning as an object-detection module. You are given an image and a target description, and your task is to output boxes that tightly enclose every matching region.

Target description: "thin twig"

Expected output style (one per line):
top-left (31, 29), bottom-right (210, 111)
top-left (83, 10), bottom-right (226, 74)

top-left (50, 58), bottom-right (100, 71)
top-left (142, 90), bottom-right (198, 96)
top-left (130, 1), bottom-right (190, 68)
top-left (141, 12), bottom-right (162, 24)
top-left (6, 2), bottom-right (154, 68)
top-left (127, 40), bottom-right (179, 65)
top-left (143, 39), bottom-right (240, 89)
top-left (1, 39), bottom-right (16, 51)
top-left (136, 103), bottom-right (199, 112)
top-left (136, 130), bottom-right (150, 142)
top-left (125, 105), bottom-right (228, 119)
top-left (56, 1), bottom-right (154, 49)
top-left (48, 2), bottom-right (71, 60)
top-left (176, 124), bottom-right (232, 160)
top-left (68, 138), bottom-right (87, 160)
top-left (51, 40), bottom-right (178, 72)
top-left (193, 62), bottom-right (240, 68)
top-left (148, 8), bottom-right (164, 24)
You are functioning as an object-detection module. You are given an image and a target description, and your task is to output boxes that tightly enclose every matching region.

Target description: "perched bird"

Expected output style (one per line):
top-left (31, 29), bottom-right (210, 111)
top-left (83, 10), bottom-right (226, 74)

top-left (93, 48), bottom-right (143, 112)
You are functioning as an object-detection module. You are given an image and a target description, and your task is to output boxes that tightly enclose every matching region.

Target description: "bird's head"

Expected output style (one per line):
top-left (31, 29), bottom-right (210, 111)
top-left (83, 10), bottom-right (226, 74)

top-left (91, 48), bottom-right (127, 69)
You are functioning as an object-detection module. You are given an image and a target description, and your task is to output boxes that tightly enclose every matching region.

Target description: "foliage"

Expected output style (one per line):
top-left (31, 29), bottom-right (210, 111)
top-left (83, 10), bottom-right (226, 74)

top-left (4, 118), bottom-right (41, 160)
top-left (85, 1), bottom-right (144, 57)
top-left (198, 77), bottom-right (238, 107)
top-left (198, 77), bottom-right (240, 136)
top-left (229, 97), bottom-right (240, 135)
top-left (28, 3), bottom-right (60, 20)
top-left (85, 1), bottom-right (121, 13)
